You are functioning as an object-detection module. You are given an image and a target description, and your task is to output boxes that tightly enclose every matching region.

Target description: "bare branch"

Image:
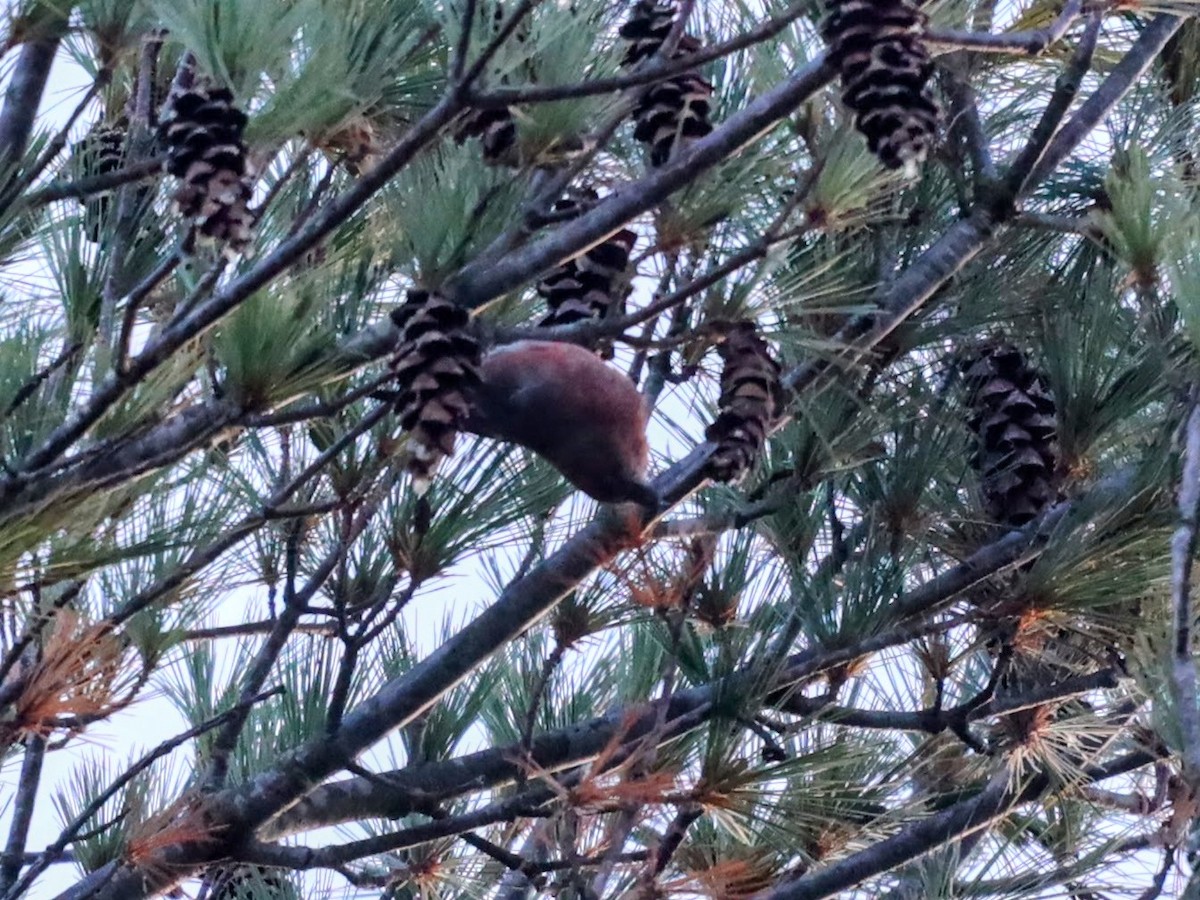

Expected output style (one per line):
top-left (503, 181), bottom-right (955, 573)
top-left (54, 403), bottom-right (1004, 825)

top-left (0, 9), bottom-right (68, 171)
top-left (1171, 396), bottom-right (1200, 779)
top-left (0, 737), bottom-right (45, 892)
top-left (925, 1), bottom-right (1082, 57)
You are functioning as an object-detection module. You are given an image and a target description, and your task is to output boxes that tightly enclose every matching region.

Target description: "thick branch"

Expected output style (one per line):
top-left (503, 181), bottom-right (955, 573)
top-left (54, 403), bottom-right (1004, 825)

top-left (0, 11), bottom-right (67, 172)
top-left (754, 751), bottom-right (1157, 900)
top-left (1171, 397), bottom-right (1200, 778)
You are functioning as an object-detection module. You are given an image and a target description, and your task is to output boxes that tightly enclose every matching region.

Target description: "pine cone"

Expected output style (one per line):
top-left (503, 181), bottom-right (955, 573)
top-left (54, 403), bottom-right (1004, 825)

top-left (618, 1), bottom-right (681, 67)
top-left (537, 188), bottom-right (636, 329)
top-left (454, 106), bottom-right (518, 166)
top-left (705, 322), bottom-right (786, 482)
top-left (453, 1), bottom-right (525, 166)
top-left (70, 118), bottom-right (127, 241)
top-left (963, 344), bottom-right (1059, 528)
top-left (631, 72), bottom-right (714, 167)
top-left (318, 115), bottom-right (382, 175)
top-left (822, 0), bottom-right (940, 173)
top-left (390, 290), bottom-right (482, 490)
top-left (159, 80), bottom-right (255, 256)
top-left (620, 2), bottom-right (713, 167)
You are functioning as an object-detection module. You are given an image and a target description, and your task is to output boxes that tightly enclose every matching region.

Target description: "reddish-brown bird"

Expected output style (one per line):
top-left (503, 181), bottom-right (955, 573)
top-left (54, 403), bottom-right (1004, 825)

top-left (464, 340), bottom-right (659, 508)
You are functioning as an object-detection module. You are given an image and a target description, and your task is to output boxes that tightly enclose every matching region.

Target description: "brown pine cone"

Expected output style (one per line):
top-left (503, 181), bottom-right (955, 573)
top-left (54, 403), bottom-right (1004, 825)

top-left (705, 322), bottom-right (786, 482)
top-left (159, 81), bottom-right (256, 256)
top-left (390, 290), bottom-right (482, 489)
top-left (963, 343), bottom-right (1060, 527)
top-left (537, 189), bottom-right (636, 330)
top-left (822, 0), bottom-right (940, 173)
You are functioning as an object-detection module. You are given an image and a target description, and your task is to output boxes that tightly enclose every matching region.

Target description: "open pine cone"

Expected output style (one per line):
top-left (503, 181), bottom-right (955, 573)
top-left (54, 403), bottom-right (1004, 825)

top-left (70, 118), bottom-right (127, 241)
top-left (537, 188), bottom-right (636, 330)
top-left (822, 0), bottom-right (940, 174)
top-left (159, 81), bottom-right (256, 256)
top-left (705, 321), bottom-right (786, 482)
top-left (620, 1), bottom-right (713, 167)
top-left (390, 290), bottom-right (482, 490)
top-left (454, 106), bottom-right (518, 166)
top-left (453, 1), bottom-right (526, 166)
top-left (963, 343), bottom-right (1060, 527)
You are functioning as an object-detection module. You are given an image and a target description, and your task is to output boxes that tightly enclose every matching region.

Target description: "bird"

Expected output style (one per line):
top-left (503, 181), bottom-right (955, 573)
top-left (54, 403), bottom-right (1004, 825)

top-left (463, 340), bottom-right (660, 509)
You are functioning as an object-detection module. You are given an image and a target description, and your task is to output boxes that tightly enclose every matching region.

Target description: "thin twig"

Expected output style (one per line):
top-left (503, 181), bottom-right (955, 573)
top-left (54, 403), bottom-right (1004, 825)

top-left (925, 2), bottom-right (1081, 57)
top-left (23, 157), bottom-right (165, 207)
top-left (115, 249), bottom-right (182, 374)
top-left (179, 621), bottom-right (339, 641)
top-left (519, 644), bottom-right (568, 778)
top-left (1, 341), bottom-right (81, 420)
top-left (1003, 12), bottom-right (1101, 199)
top-left (451, 0), bottom-right (479, 84)
top-left (470, 1), bottom-right (808, 107)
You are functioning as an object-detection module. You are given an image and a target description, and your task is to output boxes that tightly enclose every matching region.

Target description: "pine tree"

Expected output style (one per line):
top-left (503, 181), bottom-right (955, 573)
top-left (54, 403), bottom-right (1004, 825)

top-left (1, 3), bottom-right (1199, 900)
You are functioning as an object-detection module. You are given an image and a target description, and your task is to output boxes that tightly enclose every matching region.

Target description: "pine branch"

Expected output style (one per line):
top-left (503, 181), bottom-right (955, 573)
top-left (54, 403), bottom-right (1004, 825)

top-left (21, 157), bottom-right (166, 207)
top-left (238, 786), bottom-right (556, 869)
top-left (785, 14), bottom-right (1182, 399)
top-left (0, 43), bottom-right (818, 521)
top-left (0, 736), bottom-right (45, 893)
top-left (115, 248), bottom-right (183, 373)
top-left (958, 843), bottom-right (1170, 896)
top-left (15, 688), bottom-right (283, 900)
top-left (3, 89), bottom-right (463, 483)
top-left (43, 16), bottom-right (1184, 899)
top-left (0, 75), bottom-right (107, 212)
top-left (0, 341), bottom-right (82, 420)
top-left (778, 668), bottom-right (1120, 732)
top-left (0, 8), bottom-right (68, 171)
top-left (1171, 395), bottom-right (1200, 780)
top-left (755, 751), bottom-right (1158, 900)
top-left (447, 54), bottom-right (837, 308)
top-left (471, 1), bottom-right (811, 107)
top-left (208, 463), bottom-right (403, 786)
top-left (925, 1), bottom-right (1081, 57)
top-left (98, 31), bottom-right (167, 369)
top-left (1025, 14), bottom-right (1183, 190)
top-left (179, 621), bottom-right (339, 641)
top-left (1003, 12), bottom-right (1101, 200)
top-left (449, 0), bottom-right (478, 84)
